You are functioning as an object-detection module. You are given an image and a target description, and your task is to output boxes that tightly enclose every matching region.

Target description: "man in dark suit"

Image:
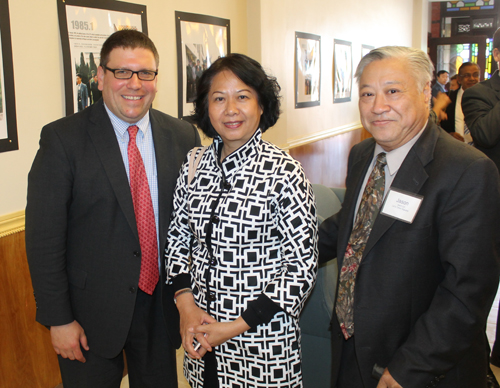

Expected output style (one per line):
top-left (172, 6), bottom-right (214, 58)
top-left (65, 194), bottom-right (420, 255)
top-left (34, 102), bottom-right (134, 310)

top-left (89, 70), bottom-right (102, 105)
top-left (440, 62), bottom-right (480, 144)
top-left (76, 73), bottom-right (88, 111)
top-left (431, 69), bottom-right (448, 98)
top-left (462, 28), bottom-right (500, 173)
top-left (463, 26), bottom-right (500, 370)
top-left (319, 46), bottom-right (500, 388)
top-left (26, 30), bottom-right (200, 388)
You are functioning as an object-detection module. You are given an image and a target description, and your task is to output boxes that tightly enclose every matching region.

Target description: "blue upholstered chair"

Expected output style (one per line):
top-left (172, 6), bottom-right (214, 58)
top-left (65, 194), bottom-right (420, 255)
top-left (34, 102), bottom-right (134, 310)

top-left (300, 184), bottom-right (345, 388)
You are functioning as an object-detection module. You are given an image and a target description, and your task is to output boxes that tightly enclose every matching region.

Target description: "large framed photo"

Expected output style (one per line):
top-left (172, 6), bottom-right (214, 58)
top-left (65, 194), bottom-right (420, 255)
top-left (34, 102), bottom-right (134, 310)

top-left (57, 0), bottom-right (148, 116)
top-left (176, 11), bottom-right (230, 121)
top-left (333, 39), bottom-right (352, 103)
top-left (0, 0), bottom-right (18, 153)
top-left (295, 32), bottom-right (321, 109)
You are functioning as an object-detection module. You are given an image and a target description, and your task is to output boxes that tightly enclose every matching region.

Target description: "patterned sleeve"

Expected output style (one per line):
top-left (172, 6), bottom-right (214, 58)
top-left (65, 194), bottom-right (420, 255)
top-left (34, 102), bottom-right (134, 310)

top-left (165, 150), bottom-right (194, 287)
top-left (262, 160), bottom-right (319, 319)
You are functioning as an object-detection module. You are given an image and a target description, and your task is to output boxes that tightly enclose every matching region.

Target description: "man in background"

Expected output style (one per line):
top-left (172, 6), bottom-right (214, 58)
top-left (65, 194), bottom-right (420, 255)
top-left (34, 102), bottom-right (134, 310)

top-left (89, 70), bottom-right (102, 104)
top-left (449, 74), bottom-right (459, 91)
top-left (463, 26), bottom-right (500, 372)
top-left (26, 30), bottom-right (200, 387)
top-left (431, 69), bottom-right (449, 98)
top-left (319, 46), bottom-right (500, 388)
top-left (76, 73), bottom-right (88, 111)
top-left (440, 61), bottom-right (480, 144)
top-left (462, 28), bottom-right (500, 172)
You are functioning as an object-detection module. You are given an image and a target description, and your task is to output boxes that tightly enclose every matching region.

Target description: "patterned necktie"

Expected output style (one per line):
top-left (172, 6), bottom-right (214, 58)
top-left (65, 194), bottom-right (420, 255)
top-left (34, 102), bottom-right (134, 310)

top-left (463, 122), bottom-right (474, 146)
top-left (127, 125), bottom-right (159, 295)
top-left (336, 152), bottom-right (387, 339)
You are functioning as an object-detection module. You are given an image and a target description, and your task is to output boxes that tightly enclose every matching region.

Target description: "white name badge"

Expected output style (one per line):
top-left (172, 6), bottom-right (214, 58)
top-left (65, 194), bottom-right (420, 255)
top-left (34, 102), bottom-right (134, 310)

top-left (380, 188), bottom-right (423, 224)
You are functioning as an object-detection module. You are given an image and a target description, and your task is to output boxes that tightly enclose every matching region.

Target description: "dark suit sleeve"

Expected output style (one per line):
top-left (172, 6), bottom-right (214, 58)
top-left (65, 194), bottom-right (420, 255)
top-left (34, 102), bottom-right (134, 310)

top-left (462, 83), bottom-right (500, 148)
top-left (25, 125), bottom-right (75, 327)
top-left (318, 212), bottom-right (340, 264)
top-left (388, 156), bottom-right (500, 386)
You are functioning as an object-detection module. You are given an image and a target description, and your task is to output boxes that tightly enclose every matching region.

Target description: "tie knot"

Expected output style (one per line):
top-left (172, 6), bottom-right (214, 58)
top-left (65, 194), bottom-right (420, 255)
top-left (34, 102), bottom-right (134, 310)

top-left (128, 125), bottom-right (139, 140)
top-left (376, 152), bottom-right (387, 166)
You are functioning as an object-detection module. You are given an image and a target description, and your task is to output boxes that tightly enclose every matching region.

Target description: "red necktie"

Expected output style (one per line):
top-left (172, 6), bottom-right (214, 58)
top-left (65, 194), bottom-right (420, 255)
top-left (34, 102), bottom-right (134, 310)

top-left (127, 125), bottom-right (159, 295)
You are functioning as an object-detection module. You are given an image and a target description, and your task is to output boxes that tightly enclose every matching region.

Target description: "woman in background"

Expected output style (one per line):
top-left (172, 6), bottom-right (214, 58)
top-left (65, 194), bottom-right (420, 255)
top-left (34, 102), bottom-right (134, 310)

top-left (166, 53), bottom-right (318, 388)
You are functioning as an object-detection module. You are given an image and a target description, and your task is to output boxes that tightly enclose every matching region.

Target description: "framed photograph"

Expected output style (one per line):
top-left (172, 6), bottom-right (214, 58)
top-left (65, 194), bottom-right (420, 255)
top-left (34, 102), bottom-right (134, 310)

top-left (333, 39), bottom-right (352, 103)
top-left (57, 0), bottom-right (148, 116)
top-left (176, 11), bottom-right (230, 121)
top-left (0, 0), bottom-right (18, 153)
top-left (295, 32), bottom-right (321, 109)
top-left (362, 44), bottom-right (374, 58)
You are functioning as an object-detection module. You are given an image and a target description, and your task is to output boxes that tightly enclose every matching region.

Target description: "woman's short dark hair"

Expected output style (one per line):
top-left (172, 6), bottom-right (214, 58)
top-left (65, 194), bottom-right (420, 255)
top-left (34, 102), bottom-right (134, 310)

top-left (193, 53), bottom-right (281, 138)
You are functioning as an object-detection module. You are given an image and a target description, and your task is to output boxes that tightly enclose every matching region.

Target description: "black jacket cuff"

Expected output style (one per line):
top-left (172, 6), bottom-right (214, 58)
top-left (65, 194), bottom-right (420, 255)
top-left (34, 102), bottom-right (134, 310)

top-left (241, 294), bottom-right (282, 328)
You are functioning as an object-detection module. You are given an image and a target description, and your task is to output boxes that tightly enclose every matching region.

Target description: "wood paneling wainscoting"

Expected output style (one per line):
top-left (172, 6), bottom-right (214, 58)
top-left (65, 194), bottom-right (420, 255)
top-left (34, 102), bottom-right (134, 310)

top-left (289, 126), bottom-right (372, 188)
top-left (0, 229), bottom-right (62, 388)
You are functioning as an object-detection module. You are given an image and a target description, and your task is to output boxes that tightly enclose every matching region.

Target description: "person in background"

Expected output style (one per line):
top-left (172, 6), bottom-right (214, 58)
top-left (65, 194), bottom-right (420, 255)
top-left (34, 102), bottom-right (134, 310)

top-left (76, 73), bottom-right (88, 111)
top-left (462, 27), bottom-right (500, 173)
top-left (166, 53), bottom-right (318, 388)
top-left (89, 70), bottom-right (102, 104)
top-left (319, 46), bottom-right (500, 388)
top-left (431, 69), bottom-right (449, 98)
top-left (463, 26), bottom-right (500, 375)
top-left (26, 30), bottom-right (200, 388)
top-left (449, 74), bottom-right (459, 91)
top-left (439, 61), bottom-right (480, 144)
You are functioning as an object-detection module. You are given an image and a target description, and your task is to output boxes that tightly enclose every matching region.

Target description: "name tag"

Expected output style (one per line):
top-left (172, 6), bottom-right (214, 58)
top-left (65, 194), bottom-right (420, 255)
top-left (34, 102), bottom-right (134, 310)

top-left (380, 188), bottom-right (423, 224)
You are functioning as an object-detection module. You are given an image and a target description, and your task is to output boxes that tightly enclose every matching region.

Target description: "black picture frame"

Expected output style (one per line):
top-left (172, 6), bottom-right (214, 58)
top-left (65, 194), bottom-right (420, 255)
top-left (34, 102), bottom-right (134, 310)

top-left (175, 11), bottom-right (230, 122)
top-left (0, 0), bottom-right (18, 153)
top-left (333, 39), bottom-right (352, 103)
top-left (295, 32), bottom-right (321, 109)
top-left (57, 0), bottom-right (148, 116)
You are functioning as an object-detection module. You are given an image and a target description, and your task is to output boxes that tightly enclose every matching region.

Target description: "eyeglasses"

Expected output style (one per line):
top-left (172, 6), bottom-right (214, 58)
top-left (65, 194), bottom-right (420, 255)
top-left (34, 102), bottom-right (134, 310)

top-left (458, 73), bottom-right (480, 79)
top-left (103, 66), bottom-right (158, 81)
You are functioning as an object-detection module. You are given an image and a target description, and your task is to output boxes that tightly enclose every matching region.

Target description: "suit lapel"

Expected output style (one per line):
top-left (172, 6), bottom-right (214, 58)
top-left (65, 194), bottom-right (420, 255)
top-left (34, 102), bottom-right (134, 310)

top-left (362, 122), bottom-right (437, 258)
top-left (150, 110), bottom-right (177, 248)
top-left (86, 101), bottom-right (138, 240)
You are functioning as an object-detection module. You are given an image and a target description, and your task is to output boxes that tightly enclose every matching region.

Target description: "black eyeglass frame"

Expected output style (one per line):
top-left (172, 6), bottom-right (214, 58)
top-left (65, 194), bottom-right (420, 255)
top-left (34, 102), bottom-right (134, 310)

top-left (103, 66), bottom-right (158, 81)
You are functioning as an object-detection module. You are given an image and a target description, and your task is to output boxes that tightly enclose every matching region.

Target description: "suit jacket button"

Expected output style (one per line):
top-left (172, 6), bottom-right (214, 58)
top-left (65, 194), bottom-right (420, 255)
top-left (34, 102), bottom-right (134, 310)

top-left (129, 287), bottom-right (137, 293)
top-left (133, 251), bottom-right (140, 257)
top-left (208, 292), bottom-right (216, 301)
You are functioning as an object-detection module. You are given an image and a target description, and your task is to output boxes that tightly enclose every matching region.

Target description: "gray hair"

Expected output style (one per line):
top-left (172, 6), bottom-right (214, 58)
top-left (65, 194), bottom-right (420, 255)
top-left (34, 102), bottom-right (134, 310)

top-left (355, 46), bottom-right (434, 90)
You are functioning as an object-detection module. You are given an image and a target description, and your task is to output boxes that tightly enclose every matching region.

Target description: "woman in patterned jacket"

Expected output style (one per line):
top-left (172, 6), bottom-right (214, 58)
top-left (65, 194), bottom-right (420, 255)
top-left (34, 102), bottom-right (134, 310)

top-left (166, 53), bottom-right (318, 388)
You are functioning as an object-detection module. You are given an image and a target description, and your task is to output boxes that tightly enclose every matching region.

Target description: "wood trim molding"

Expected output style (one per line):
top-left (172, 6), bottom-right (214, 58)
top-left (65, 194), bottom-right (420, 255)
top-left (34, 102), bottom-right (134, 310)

top-left (282, 121), bottom-right (363, 151)
top-left (0, 210), bottom-right (25, 238)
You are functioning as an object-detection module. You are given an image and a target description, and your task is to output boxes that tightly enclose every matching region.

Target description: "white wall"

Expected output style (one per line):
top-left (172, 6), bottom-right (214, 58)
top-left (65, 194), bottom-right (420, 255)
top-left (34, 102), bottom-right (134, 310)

top-left (0, 0), bottom-right (248, 217)
top-left (0, 0), bottom-right (424, 218)
top-left (257, 0), bottom-right (416, 147)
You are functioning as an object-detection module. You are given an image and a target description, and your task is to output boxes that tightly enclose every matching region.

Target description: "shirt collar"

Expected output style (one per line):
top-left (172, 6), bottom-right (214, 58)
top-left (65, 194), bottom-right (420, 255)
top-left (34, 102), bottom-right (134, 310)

top-left (373, 121), bottom-right (427, 177)
top-left (104, 102), bottom-right (151, 140)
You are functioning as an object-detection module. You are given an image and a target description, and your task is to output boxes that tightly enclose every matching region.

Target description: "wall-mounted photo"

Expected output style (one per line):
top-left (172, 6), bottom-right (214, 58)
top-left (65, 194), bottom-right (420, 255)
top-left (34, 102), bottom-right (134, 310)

top-left (175, 11), bottom-right (230, 121)
top-left (295, 32), bottom-right (321, 109)
top-left (57, 0), bottom-right (148, 116)
top-left (0, 0), bottom-right (18, 153)
top-left (333, 39), bottom-right (352, 103)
